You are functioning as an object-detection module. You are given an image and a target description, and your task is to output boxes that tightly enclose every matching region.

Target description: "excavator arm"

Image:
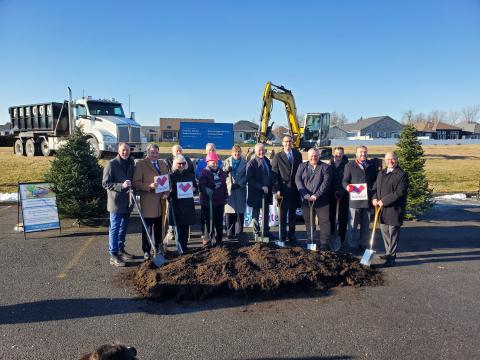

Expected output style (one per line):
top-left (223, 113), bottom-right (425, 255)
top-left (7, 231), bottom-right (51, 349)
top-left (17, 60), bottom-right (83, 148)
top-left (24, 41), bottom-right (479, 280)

top-left (257, 82), bottom-right (303, 148)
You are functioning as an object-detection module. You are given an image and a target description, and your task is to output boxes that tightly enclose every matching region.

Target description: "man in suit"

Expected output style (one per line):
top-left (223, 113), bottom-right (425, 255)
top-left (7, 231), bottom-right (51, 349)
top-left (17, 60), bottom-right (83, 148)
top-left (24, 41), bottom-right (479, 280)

top-left (342, 145), bottom-right (378, 251)
top-left (372, 152), bottom-right (408, 267)
top-left (272, 135), bottom-right (303, 242)
top-left (133, 143), bottom-right (170, 260)
top-left (165, 144), bottom-right (194, 176)
top-left (246, 143), bottom-right (274, 241)
top-left (329, 147), bottom-right (349, 244)
top-left (102, 143), bottom-right (135, 267)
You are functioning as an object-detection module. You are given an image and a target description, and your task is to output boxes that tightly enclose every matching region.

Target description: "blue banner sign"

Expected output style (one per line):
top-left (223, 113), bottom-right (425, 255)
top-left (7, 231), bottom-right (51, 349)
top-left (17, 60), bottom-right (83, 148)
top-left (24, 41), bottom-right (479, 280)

top-left (179, 122), bottom-right (233, 150)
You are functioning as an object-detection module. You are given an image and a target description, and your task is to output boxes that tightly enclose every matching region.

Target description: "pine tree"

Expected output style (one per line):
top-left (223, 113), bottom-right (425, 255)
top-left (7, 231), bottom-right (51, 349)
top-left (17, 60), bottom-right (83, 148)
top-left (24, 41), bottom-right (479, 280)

top-left (44, 127), bottom-right (107, 220)
top-left (396, 124), bottom-right (433, 219)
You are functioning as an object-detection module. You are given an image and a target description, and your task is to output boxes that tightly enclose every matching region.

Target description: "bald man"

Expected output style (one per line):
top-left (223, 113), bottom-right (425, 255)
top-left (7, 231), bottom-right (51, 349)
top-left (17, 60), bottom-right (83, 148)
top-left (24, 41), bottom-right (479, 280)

top-left (372, 152), bottom-right (408, 267)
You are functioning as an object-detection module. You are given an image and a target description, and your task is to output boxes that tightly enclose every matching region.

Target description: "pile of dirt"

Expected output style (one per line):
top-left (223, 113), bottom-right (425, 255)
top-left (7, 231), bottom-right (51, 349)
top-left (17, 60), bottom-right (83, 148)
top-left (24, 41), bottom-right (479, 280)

top-left (132, 243), bottom-right (382, 301)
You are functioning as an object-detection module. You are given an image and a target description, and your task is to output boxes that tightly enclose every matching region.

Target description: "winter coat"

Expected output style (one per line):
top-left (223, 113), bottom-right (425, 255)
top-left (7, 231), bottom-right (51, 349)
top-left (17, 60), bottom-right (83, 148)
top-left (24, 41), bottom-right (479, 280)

top-left (330, 155), bottom-right (350, 200)
top-left (246, 156), bottom-right (274, 208)
top-left (342, 159), bottom-right (378, 209)
top-left (223, 156), bottom-right (247, 214)
top-left (373, 166), bottom-right (408, 226)
top-left (271, 149), bottom-right (302, 209)
top-left (169, 170), bottom-right (196, 226)
top-left (102, 155), bottom-right (134, 214)
top-left (165, 154), bottom-right (195, 176)
top-left (196, 158), bottom-right (223, 179)
top-left (295, 161), bottom-right (332, 207)
top-left (132, 158), bottom-right (169, 218)
top-left (198, 167), bottom-right (228, 207)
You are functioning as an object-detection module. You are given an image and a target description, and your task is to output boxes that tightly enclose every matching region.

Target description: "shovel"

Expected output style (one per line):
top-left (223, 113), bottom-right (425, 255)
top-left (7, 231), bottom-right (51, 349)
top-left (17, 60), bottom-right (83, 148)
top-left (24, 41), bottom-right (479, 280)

top-left (275, 195), bottom-right (286, 248)
top-left (161, 198), bottom-right (169, 253)
top-left (259, 193), bottom-right (270, 243)
top-left (360, 206), bottom-right (381, 266)
top-left (168, 198), bottom-right (184, 255)
top-left (129, 189), bottom-right (167, 267)
top-left (306, 200), bottom-right (317, 251)
top-left (329, 196), bottom-right (342, 252)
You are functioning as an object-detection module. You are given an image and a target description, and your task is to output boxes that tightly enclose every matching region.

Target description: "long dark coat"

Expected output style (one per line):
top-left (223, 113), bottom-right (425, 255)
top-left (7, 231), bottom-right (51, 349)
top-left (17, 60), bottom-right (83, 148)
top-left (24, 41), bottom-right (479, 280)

top-left (373, 166), bottom-right (408, 226)
top-left (271, 149), bottom-right (302, 209)
top-left (169, 170), bottom-right (197, 226)
top-left (342, 160), bottom-right (378, 209)
top-left (246, 156), bottom-right (274, 209)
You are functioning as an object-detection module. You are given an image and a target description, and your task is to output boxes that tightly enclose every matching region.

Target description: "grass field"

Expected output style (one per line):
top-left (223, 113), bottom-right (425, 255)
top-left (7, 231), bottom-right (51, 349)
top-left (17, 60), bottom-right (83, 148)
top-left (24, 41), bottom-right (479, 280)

top-left (0, 145), bottom-right (479, 194)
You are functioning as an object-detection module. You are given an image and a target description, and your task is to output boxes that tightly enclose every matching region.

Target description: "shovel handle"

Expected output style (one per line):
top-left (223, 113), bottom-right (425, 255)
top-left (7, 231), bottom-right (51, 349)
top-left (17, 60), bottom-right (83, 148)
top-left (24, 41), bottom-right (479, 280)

top-left (368, 206), bottom-right (382, 250)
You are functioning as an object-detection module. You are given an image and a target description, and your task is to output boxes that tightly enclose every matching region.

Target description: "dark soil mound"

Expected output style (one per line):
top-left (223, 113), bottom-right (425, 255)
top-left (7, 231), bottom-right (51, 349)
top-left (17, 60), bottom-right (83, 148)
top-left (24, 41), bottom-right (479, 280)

top-left (132, 243), bottom-right (382, 301)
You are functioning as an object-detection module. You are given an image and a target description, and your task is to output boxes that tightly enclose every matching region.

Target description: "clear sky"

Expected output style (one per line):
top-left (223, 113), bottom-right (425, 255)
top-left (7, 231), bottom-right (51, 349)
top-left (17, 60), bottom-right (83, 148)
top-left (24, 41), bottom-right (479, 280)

top-left (1, 0), bottom-right (479, 126)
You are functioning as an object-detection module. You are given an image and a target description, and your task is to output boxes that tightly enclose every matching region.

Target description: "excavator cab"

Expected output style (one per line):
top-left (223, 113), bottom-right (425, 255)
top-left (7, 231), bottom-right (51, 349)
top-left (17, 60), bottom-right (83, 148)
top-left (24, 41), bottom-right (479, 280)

top-left (302, 113), bottom-right (332, 159)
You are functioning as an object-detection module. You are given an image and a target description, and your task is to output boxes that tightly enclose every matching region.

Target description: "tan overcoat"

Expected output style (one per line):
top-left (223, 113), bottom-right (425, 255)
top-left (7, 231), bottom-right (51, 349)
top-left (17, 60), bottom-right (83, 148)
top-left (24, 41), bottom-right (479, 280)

top-left (133, 158), bottom-right (169, 218)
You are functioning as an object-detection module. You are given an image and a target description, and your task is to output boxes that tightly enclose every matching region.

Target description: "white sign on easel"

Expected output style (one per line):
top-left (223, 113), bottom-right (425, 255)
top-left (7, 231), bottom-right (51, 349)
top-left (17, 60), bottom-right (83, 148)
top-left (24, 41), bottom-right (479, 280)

top-left (349, 183), bottom-right (368, 201)
top-left (177, 181), bottom-right (194, 199)
top-left (154, 175), bottom-right (170, 193)
top-left (243, 197), bottom-right (279, 227)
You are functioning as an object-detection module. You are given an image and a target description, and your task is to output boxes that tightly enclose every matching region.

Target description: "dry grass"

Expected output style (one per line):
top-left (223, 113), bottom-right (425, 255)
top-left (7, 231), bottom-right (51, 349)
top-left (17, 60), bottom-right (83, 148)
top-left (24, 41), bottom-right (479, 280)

top-left (0, 145), bottom-right (479, 194)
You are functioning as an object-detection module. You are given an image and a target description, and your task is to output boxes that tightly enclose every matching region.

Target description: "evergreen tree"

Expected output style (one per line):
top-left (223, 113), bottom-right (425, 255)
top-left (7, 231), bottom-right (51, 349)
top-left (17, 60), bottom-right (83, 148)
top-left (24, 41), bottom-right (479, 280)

top-left (45, 127), bottom-right (107, 220)
top-left (396, 124), bottom-right (433, 219)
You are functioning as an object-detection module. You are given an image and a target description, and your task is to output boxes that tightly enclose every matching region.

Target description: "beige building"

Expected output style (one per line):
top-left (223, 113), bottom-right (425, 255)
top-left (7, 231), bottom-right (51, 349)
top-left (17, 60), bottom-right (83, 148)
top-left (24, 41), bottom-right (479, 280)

top-left (159, 118), bottom-right (214, 142)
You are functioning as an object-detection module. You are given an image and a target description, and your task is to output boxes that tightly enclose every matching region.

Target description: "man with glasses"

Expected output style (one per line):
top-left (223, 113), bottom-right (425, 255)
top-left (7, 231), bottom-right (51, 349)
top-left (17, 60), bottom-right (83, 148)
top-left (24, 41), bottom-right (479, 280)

top-left (271, 135), bottom-right (303, 242)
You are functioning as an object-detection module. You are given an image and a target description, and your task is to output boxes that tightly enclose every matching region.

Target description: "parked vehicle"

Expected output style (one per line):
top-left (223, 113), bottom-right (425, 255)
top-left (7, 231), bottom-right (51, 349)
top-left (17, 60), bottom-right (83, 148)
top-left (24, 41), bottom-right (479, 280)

top-left (9, 87), bottom-right (144, 158)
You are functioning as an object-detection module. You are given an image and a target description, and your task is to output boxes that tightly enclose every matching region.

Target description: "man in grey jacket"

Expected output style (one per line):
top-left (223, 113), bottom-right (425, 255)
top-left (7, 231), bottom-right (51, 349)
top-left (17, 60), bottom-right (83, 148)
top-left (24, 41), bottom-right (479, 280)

top-left (102, 143), bottom-right (135, 267)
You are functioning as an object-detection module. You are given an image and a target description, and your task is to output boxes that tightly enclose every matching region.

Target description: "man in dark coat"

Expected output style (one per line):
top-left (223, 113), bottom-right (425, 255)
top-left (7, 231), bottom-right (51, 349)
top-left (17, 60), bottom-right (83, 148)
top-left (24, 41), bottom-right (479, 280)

top-left (372, 152), bottom-right (408, 267)
top-left (272, 135), bottom-right (303, 242)
top-left (246, 143), bottom-right (274, 240)
top-left (102, 142), bottom-right (135, 267)
top-left (342, 145), bottom-right (378, 251)
top-left (295, 148), bottom-right (332, 250)
top-left (165, 144), bottom-right (194, 176)
top-left (329, 147), bottom-right (349, 244)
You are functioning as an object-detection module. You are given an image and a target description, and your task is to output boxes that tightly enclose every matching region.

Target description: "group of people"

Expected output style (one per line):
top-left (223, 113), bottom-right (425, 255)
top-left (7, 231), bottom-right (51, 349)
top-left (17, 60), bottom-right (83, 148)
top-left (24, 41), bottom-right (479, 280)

top-left (102, 138), bottom-right (408, 268)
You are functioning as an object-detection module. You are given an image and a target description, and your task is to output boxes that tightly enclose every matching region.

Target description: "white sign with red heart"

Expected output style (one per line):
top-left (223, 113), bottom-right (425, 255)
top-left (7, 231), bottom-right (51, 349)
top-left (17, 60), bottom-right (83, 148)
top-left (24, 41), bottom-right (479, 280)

top-left (349, 183), bottom-right (368, 201)
top-left (154, 175), bottom-right (170, 193)
top-left (177, 181), bottom-right (194, 199)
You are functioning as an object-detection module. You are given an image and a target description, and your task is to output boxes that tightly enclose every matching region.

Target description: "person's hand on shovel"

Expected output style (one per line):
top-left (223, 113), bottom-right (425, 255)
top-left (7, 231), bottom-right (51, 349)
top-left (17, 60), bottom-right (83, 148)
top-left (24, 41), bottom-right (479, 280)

top-left (372, 198), bottom-right (383, 208)
top-left (262, 186), bottom-right (269, 194)
top-left (309, 194), bottom-right (317, 202)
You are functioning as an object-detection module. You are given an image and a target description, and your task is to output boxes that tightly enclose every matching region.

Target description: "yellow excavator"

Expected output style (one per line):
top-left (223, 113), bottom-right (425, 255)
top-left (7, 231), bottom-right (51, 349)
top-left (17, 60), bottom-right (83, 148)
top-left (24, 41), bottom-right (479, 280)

top-left (256, 81), bottom-right (332, 159)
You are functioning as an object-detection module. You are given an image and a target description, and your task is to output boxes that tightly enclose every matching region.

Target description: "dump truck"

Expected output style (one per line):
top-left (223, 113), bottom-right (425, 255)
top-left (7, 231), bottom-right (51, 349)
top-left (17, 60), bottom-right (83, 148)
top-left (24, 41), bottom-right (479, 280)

top-left (9, 88), bottom-right (144, 158)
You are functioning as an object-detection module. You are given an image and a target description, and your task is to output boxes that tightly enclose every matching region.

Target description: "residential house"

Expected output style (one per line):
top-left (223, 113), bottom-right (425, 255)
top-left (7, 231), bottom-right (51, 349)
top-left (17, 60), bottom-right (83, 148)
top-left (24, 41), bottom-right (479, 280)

top-left (233, 120), bottom-right (258, 143)
top-left (341, 116), bottom-right (404, 139)
top-left (328, 125), bottom-right (349, 139)
top-left (159, 118), bottom-right (214, 142)
top-left (456, 121), bottom-right (480, 139)
top-left (414, 121), bottom-right (462, 140)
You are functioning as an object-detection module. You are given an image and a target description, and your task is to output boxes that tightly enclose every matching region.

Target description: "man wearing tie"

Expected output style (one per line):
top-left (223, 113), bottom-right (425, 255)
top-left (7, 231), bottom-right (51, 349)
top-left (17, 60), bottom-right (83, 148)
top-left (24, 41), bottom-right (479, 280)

top-left (246, 143), bottom-right (274, 241)
top-left (272, 135), bottom-right (303, 242)
top-left (133, 143), bottom-right (169, 260)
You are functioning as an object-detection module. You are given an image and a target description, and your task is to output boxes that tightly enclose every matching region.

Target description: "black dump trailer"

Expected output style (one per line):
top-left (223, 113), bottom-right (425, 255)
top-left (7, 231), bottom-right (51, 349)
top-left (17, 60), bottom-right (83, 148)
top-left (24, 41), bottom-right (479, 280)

top-left (9, 102), bottom-right (71, 156)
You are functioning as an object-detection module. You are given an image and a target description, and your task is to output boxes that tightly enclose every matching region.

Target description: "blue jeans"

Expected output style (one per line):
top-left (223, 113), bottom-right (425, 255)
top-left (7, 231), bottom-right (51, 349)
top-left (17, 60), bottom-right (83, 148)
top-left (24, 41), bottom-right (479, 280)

top-left (109, 212), bottom-right (130, 256)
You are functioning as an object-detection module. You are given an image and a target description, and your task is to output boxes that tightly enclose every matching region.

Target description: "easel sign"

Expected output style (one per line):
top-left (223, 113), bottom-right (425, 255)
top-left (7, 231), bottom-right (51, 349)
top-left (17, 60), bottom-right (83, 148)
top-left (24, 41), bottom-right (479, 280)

top-left (18, 182), bottom-right (61, 239)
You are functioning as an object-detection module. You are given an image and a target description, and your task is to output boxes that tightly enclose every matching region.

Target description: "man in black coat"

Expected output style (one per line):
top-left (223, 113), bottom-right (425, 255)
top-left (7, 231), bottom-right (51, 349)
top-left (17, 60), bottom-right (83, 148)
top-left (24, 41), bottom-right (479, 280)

top-left (247, 143), bottom-right (274, 240)
top-left (272, 135), bottom-right (303, 242)
top-left (329, 147), bottom-right (349, 244)
top-left (342, 145), bottom-right (378, 251)
top-left (372, 152), bottom-right (408, 267)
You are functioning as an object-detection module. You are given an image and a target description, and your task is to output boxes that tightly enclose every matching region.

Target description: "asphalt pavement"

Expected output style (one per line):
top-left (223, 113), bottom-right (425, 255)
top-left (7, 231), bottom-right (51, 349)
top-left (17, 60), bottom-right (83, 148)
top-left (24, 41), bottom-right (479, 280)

top-left (0, 200), bottom-right (479, 360)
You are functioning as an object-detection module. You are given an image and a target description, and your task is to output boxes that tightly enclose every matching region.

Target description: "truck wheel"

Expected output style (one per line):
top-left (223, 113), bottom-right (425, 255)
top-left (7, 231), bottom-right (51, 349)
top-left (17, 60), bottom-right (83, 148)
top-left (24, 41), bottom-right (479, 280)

top-left (25, 139), bottom-right (37, 157)
top-left (14, 139), bottom-right (25, 156)
top-left (87, 137), bottom-right (102, 159)
top-left (40, 138), bottom-right (53, 157)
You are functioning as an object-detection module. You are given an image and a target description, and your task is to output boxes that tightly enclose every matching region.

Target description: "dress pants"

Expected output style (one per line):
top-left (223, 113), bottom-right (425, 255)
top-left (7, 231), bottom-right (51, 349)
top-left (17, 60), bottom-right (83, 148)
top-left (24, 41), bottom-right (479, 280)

top-left (201, 204), bottom-right (224, 242)
top-left (279, 200), bottom-right (297, 240)
top-left (252, 206), bottom-right (270, 236)
top-left (346, 207), bottom-right (371, 249)
top-left (301, 203), bottom-right (330, 246)
top-left (142, 217), bottom-right (162, 253)
top-left (226, 213), bottom-right (244, 237)
top-left (329, 196), bottom-right (349, 243)
top-left (380, 224), bottom-right (401, 258)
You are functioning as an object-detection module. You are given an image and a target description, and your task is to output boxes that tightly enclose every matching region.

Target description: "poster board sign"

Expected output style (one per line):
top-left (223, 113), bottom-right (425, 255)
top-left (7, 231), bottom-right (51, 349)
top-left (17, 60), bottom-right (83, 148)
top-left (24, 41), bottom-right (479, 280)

top-left (244, 197), bottom-right (279, 227)
top-left (177, 181), bottom-right (194, 199)
top-left (18, 182), bottom-right (60, 233)
top-left (154, 175), bottom-right (170, 193)
top-left (179, 122), bottom-right (233, 150)
top-left (349, 183), bottom-right (368, 201)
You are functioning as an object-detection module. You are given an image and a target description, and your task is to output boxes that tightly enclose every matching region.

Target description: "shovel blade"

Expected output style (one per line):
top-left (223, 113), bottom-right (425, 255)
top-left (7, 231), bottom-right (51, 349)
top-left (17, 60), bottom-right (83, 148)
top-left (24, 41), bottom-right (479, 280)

top-left (152, 254), bottom-right (168, 267)
top-left (329, 235), bottom-right (342, 252)
top-left (360, 249), bottom-right (376, 266)
top-left (275, 240), bottom-right (286, 248)
top-left (307, 243), bottom-right (318, 252)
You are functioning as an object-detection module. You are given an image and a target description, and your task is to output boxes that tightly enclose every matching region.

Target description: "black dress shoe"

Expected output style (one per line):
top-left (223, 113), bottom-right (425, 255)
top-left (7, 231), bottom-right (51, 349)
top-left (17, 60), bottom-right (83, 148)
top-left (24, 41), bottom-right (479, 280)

top-left (288, 234), bottom-right (297, 242)
top-left (379, 254), bottom-right (389, 260)
top-left (383, 258), bottom-right (396, 267)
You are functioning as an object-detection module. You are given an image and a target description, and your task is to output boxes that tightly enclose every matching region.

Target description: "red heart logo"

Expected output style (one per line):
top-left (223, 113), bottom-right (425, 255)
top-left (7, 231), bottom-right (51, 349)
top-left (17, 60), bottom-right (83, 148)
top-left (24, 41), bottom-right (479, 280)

top-left (356, 185), bottom-right (365, 193)
top-left (158, 176), bottom-right (167, 186)
top-left (179, 183), bottom-right (191, 192)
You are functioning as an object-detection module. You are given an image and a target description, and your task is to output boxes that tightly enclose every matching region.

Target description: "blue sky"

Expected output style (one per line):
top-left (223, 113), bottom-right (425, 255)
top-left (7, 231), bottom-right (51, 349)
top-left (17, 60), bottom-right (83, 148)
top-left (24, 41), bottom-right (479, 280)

top-left (1, 0), bottom-right (479, 126)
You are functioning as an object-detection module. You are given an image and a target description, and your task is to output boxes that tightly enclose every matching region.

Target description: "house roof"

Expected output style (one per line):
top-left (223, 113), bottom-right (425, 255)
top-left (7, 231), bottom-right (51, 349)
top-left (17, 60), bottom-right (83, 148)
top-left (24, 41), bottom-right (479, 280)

top-left (414, 121), bottom-right (461, 132)
top-left (340, 116), bottom-right (399, 131)
top-left (456, 121), bottom-right (480, 133)
top-left (234, 120), bottom-right (258, 131)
